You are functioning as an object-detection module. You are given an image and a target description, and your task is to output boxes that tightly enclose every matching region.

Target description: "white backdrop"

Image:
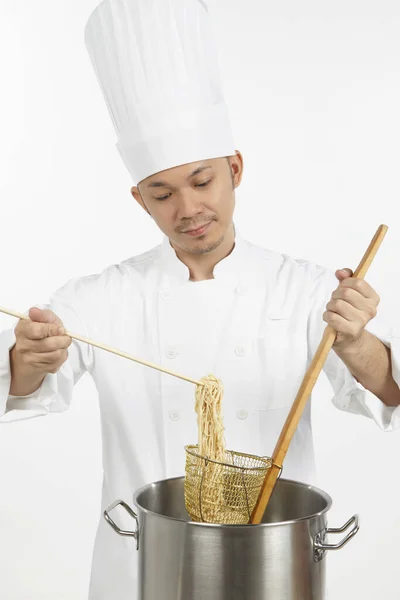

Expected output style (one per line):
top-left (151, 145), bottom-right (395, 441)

top-left (1, 1), bottom-right (399, 598)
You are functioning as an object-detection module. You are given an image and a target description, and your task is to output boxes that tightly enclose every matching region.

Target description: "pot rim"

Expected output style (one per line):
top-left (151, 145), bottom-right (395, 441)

top-left (132, 476), bottom-right (333, 528)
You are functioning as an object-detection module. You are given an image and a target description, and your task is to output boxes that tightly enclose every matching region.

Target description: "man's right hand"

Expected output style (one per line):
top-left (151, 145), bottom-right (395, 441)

top-left (11, 307), bottom-right (72, 378)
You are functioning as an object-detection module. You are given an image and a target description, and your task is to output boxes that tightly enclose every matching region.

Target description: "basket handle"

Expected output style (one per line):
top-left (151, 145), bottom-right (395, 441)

top-left (250, 224), bottom-right (389, 524)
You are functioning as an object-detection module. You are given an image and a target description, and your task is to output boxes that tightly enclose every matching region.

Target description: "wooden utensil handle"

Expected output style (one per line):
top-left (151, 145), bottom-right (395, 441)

top-left (0, 307), bottom-right (203, 387)
top-left (250, 224), bottom-right (388, 524)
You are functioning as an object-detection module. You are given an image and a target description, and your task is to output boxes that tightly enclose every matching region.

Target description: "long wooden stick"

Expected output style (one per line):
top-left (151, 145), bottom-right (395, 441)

top-left (0, 307), bottom-right (203, 387)
top-left (250, 224), bottom-right (389, 524)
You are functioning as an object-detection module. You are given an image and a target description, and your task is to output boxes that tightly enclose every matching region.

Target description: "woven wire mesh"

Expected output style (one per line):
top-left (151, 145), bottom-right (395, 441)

top-left (184, 445), bottom-right (272, 524)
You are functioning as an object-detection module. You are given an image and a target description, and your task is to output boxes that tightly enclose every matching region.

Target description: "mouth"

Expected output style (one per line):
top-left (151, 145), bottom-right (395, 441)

top-left (182, 221), bottom-right (212, 237)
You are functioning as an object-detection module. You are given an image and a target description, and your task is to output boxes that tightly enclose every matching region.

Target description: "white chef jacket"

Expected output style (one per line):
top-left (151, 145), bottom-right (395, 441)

top-left (1, 232), bottom-right (400, 600)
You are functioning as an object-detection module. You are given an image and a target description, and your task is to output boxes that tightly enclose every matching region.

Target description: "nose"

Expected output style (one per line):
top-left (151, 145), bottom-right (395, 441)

top-left (176, 190), bottom-right (203, 220)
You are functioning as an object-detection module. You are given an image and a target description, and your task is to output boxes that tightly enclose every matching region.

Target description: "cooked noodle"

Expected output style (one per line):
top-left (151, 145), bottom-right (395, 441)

top-left (186, 374), bottom-right (270, 524)
top-left (195, 374), bottom-right (226, 462)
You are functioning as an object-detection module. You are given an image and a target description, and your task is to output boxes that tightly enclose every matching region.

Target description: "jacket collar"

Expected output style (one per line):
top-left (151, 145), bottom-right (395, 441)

top-left (160, 225), bottom-right (246, 287)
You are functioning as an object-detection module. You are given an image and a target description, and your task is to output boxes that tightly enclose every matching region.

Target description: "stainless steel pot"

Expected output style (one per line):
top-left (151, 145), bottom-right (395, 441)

top-left (104, 476), bottom-right (359, 600)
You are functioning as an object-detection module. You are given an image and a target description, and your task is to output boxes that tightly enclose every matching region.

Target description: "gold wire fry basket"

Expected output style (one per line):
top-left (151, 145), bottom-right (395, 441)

top-left (184, 445), bottom-right (272, 524)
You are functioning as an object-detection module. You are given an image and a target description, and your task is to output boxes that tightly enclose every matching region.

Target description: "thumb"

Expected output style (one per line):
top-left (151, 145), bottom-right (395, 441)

top-left (28, 307), bottom-right (65, 335)
top-left (335, 268), bottom-right (353, 282)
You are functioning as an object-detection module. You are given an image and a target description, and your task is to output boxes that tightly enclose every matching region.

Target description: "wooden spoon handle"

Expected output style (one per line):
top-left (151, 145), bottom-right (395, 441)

top-left (250, 224), bottom-right (388, 524)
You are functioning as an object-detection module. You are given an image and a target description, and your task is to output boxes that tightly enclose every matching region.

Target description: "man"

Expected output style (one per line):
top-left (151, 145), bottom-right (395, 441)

top-left (1, 0), bottom-right (400, 599)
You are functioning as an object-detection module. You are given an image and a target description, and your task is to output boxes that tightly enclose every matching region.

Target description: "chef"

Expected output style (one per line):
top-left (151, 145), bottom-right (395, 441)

top-left (1, 0), bottom-right (400, 598)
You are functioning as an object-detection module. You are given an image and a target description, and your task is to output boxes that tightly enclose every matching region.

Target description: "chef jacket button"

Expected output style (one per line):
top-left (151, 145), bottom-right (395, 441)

top-left (236, 409), bottom-right (248, 420)
top-left (236, 285), bottom-right (247, 296)
top-left (166, 347), bottom-right (179, 359)
top-left (160, 288), bottom-right (172, 300)
top-left (235, 346), bottom-right (246, 357)
top-left (169, 410), bottom-right (181, 421)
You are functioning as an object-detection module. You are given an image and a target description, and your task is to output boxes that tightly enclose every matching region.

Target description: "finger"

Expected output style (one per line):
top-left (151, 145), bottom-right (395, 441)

top-left (323, 311), bottom-right (361, 337)
top-left (335, 268), bottom-right (353, 281)
top-left (338, 277), bottom-right (379, 302)
top-left (28, 307), bottom-right (63, 327)
top-left (33, 353), bottom-right (69, 373)
top-left (325, 298), bottom-right (364, 323)
top-left (33, 349), bottom-right (68, 365)
top-left (21, 308), bottom-right (64, 339)
top-left (19, 320), bottom-right (62, 341)
top-left (27, 335), bottom-right (72, 353)
top-left (331, 287), bottom-right (376, 312)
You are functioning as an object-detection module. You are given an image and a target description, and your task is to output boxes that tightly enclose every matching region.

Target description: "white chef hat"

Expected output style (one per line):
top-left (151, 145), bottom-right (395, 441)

top-left (84, 0), bottom-right (236, 185)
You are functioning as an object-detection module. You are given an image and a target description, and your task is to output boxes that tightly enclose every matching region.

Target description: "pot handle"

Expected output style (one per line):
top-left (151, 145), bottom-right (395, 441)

top-left (104, 499), bottom-right (139, 550)
top-left (314, 514), bottom-right (359, 560)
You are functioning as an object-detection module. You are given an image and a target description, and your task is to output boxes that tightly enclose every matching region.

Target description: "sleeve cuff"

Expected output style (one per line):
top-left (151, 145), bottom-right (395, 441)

top-left (0, 326), bottom-right (61, 423)
top-left (2, 372), bottom-right (60, 422)
top-left (331, 335), bottom-right (400, 432)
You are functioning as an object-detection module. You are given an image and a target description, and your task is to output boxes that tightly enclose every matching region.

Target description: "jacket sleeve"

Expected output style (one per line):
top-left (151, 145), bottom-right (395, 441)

top-left (307, 265), bottom-right (400, 432)
top-left (0, 278), bottom-right (94, 423)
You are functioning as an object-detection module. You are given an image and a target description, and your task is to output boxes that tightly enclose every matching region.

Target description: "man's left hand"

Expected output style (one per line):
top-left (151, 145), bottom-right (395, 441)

top-left (323, 268), bottom-right (380, 349)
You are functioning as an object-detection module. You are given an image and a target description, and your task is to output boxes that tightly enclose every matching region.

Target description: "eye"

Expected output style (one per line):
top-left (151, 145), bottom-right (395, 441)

top-left (155, 193), bottom-right (171, 201)
top-left (195, 179), bottom-right (212, 188)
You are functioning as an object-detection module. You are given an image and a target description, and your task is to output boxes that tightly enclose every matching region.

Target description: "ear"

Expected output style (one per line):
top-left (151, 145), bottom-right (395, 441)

top-left (228, 150), bottom-right (244, 188)
top-left (131, 185), bottom-right (151, 215)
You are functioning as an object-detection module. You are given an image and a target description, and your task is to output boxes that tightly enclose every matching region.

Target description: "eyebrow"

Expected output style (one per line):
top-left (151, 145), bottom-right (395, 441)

top-left (147, 165), bottom-right (212, 188)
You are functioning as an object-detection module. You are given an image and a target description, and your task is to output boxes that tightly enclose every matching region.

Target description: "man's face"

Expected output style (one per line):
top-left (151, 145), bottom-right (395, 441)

top-left (132, 153), bottom-right (243, 255)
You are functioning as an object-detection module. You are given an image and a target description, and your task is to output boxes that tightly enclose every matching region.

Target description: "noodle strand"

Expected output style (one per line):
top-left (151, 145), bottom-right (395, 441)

top-left (195, 374), bottom-right (226, 462)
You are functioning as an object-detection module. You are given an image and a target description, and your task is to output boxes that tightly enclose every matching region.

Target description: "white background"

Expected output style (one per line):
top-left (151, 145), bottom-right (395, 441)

top-left (0, 0), bottom-right (399, 598)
